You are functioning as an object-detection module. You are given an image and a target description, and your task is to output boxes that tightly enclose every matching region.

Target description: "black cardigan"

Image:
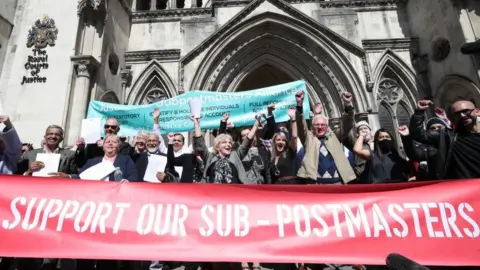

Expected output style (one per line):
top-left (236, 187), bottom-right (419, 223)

top-left (167, 143), bottom-right (198, 183)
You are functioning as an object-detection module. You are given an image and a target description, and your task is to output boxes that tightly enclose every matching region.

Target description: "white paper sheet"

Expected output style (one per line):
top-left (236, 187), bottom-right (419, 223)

top-left (144, 155), bottom-right (168, 183)
top-left (80, 161), bottom-right (116, 181)
top-left (189, 98), bottom-right (202, 118)
top-left (81, 118), bottom-right (102, 144)
top-left (174, 166), bottom-right (183, 178)
top-left (33, 153), bottom-right (61, 177)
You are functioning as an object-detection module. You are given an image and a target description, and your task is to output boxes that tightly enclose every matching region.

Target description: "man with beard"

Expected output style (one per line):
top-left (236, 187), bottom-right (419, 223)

top-left (75, 117), bottom-right (133, 168)
top-left (410, 99), bottom-right (480, 180)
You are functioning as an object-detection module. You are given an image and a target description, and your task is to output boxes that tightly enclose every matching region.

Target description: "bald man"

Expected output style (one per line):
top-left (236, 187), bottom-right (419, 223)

top-left (410, 99), bottom-right (480, 180)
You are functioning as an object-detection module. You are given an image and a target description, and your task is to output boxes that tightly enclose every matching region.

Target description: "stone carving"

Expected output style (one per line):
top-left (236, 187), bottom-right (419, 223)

top-left (120, 66), bottom-right (133, 88)
top-left (377, 78), bottom-right (403, 104)
top-left (412, 54), bottom-right (429, 74)
top-left (362, 38), bottom-right (419, 53)
top-left (132, 8), bottom-right (212, 22)
top-left (75, 60), bottom-right (91, 77)
top-left (125, 49), bottom-right (181, 62)
top-left (431, 37), bottom-right (451, 62)
top-left (180, 2), bottom-right (365, 67)
top-left (77, 0), bottom-right (106, 15)
top-left (145, 88), bottom-right (168, 104)
top-left (26, 15), bottom-right (59, 49)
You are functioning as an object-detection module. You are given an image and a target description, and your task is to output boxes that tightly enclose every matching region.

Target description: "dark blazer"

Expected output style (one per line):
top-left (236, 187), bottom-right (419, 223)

top-left (76, 140), bottom-right (133, 169)
top-left (167, 144), bottom-right (198, 183)
top-left (133, 151), bottom-right (167, 180)
top-left (18, 148), bottom-right (78, 175)
top-left (79, 155), bottom-right (139, 182)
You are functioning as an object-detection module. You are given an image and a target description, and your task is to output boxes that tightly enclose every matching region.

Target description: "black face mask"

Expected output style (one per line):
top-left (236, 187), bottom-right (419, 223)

top-left (378, 140), bottom-right (394, 153)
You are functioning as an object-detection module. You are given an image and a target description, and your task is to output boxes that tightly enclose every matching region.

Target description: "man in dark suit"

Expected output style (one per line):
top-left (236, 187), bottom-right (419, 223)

top-left (17, 124), bottom-right (77, 270)
top-left (75, 117), bottom-right (133, 168)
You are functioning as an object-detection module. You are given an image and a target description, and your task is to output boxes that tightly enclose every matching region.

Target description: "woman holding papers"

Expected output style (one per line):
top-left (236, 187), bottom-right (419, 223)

top-left (77, 134), bottom-right (139, 182)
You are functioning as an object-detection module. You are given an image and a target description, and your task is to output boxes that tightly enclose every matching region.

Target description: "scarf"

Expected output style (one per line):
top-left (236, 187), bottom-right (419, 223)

top-left (213, 156), bottom-right (233, 184)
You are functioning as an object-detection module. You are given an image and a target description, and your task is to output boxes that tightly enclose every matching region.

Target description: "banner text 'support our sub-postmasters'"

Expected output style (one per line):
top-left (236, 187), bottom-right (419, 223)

top-left (86, 80), bottom-right (310, 136)
top-left (1, 177), bottom-right (480, 265)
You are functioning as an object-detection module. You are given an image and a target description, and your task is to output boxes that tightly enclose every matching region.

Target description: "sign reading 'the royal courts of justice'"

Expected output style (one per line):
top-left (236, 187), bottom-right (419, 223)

top-left (21, 15), bottom-right (58, 85)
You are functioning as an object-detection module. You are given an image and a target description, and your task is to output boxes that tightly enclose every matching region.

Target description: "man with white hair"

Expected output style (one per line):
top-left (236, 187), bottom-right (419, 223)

top-left (295, 90), bottom-right (356, 186)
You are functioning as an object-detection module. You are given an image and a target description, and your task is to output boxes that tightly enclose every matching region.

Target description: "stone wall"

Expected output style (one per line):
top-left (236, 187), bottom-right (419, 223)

top-left (0, 0), bottom-right (78, 147)
top-left (406, 0), bottom-right (480, 98)
top-left (0, 0), bottom-right (18, 79)
top-left (96, 0), bottom-right (132, 103)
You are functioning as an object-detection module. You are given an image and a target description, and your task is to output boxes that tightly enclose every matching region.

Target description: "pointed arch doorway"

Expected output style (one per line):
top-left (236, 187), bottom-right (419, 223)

top-left (235, 64), bottom-right (295, 92)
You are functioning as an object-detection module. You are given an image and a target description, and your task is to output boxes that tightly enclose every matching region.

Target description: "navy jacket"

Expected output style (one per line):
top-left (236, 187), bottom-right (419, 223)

top-left (80, 155), bottom-right (140, 182)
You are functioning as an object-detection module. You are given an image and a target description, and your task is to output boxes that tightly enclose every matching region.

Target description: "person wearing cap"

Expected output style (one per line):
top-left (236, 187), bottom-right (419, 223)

top-left (351, 120), bottom-right (373, 183)
top-left (0, 115), bottom-right (22, 175)
top-left (398, 117), bottom-right (451, 181)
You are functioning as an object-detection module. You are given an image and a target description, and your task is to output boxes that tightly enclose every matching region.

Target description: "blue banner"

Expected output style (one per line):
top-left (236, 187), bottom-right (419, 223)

top-left (87, 80), bottom-right (310, 136)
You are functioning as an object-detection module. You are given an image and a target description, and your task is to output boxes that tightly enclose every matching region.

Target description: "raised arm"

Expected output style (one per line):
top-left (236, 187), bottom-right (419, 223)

top-left (191, 115), bottom-right (210, 162)
top-left (398, 125), bottom-right (425, 162)
top-left (217, 113), bottom-right (229, 135)
top-left (409, 100), bottom-right (441, 146)
top-left (287, 107), bottom-right (298, 152)
top-left (263, 104), bottom-right (276, 140)
top-left (152, 108), bottom-right (168, 154)
top-left (353, 134), bottom-right (370, 161)
top-left (295, 91), bottom-right (309, 145)
top-left (235, 116), bottom-right (258, 160)
top-left (0, 116), bottom-right (22, 173)
top-left (331, 92), bottom-right (354, 142)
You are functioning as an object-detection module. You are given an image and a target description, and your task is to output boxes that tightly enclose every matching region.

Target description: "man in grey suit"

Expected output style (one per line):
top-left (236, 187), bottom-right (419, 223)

top-left (19, 124), bottom-right (77, 177)
top-left (16, 124), bottom-right (77, 270)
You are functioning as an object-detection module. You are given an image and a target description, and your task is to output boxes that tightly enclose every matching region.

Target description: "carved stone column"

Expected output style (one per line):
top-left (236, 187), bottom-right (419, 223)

top-left (65, 55), bottom-right (100, 145)
top-left (120, 65), bottom-right (133, 104)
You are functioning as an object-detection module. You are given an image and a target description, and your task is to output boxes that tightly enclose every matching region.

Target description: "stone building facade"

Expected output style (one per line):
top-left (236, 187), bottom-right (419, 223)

top-left (0, 0), bottom-right (479, 147)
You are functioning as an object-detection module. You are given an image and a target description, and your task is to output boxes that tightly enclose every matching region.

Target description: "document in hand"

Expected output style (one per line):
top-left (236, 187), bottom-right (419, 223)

top-left (144, 155), bottom-right (168, 183)
top-left (33, 153), bottom-right (61, 177)
top-left (80, 162), bottom-right (116, 181)
top-left (81, 118), bottom-right (102, 144)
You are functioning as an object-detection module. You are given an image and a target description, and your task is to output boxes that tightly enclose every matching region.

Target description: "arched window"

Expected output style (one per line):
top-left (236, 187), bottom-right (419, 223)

top-left (376, 78), bottom-right (412, 146)
top-left (396, 102), bottom-right (410, 127)
top-left (378, 103), bottom-right (396, 141)
top-left (136, 0), bottom-right (150, 10)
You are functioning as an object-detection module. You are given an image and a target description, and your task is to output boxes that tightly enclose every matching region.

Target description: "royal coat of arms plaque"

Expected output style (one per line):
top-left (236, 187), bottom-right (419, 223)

top-left (26, 15), bottom-right (59, 49)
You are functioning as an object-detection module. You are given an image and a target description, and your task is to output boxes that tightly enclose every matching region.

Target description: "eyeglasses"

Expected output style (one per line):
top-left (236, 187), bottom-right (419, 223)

top-left (452, 109), bottom-right (474, 118)
top-left (104, 125), bottom-right (118, 129)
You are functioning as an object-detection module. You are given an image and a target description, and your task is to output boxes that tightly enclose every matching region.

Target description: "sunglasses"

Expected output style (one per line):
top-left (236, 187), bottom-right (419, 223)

top-left (104, 125), bottom-right (118, 129)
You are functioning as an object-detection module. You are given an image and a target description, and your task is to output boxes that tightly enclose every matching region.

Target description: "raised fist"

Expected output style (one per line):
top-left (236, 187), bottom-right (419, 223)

top-left (417, 100), bottom-right (433, 111)
top-left (342, 92), bottom-right (353, 105)
top-left (397, 125), bottom-right (410, 137)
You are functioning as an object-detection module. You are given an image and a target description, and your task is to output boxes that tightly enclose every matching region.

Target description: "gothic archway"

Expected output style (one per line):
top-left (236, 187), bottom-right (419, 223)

top-left (127, 60), bottom-right (176, 105)
top-left (187, 12), bottom-right (368, 119)
top-left (236, 64), bottom-right (294, 91)
top-left (99, 90), bottom-right (120, 103)
top-left (434, 75), bottom-right (480, 111)
top-left (372, 50), bottom-right (421, 145)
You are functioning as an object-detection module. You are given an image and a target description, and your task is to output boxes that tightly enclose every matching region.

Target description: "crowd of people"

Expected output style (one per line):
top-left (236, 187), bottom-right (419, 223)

top-left (0, 90), bottom-right (479, 270)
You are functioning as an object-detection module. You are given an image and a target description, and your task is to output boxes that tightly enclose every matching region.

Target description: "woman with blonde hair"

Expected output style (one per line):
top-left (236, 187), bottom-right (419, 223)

top-left (271, 107), bottom-right (299, 185)
top-left (191, 113), bottom-right (258, 270)
top-left (191, 114), bottom-right (258, 184)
